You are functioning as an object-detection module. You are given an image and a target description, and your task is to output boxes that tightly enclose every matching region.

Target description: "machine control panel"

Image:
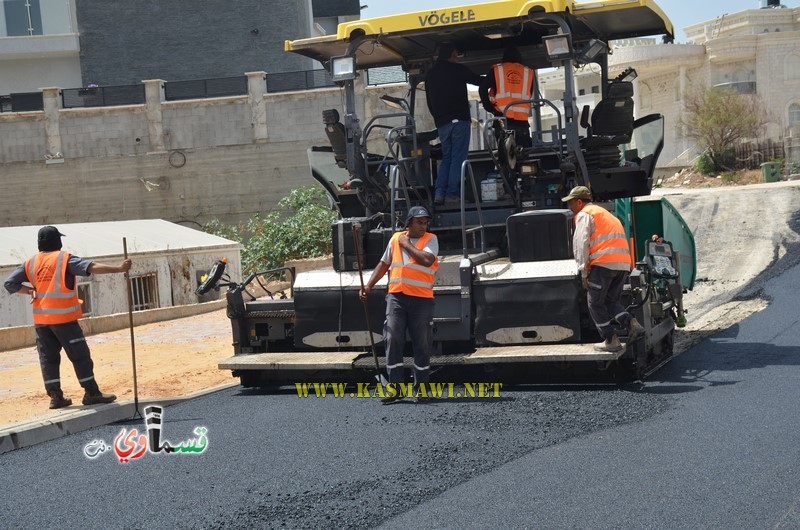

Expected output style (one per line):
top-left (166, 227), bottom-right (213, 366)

top-left (646, 238), bottom-right (678, 279)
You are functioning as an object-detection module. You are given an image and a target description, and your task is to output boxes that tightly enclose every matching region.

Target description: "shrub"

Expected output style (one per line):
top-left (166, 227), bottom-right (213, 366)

top-left (694, 152), bottom-right (716, 175)
top-left (203, 185), bottom-right (338, 274)
top-left (695, 147), bottom-right (736, 175)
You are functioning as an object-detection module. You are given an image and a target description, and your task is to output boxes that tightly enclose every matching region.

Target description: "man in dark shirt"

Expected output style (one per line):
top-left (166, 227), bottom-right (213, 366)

top-left (425, 42), bottom-right (483, 205)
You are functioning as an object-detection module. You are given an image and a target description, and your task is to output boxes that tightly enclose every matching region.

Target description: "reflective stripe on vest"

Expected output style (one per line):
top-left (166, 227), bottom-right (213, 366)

top-left (583, 204), bottom-right (632, 271)
top-left (387, 232), bottom-right (438, 298)
top-left (489, 63), bottom-right (534, 122)
top-left (24, 251), bottom-right (83, 325)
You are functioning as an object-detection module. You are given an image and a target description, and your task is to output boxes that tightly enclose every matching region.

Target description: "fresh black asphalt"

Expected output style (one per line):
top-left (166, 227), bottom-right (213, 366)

top-left (2, 261), bottom-right (799, 529)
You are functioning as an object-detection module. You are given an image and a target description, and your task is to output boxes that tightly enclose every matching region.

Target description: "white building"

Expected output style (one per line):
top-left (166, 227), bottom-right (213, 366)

top-left (611, 4), bottom-right (800, 166)
top-left (1, 219), bottom-right (241, 328)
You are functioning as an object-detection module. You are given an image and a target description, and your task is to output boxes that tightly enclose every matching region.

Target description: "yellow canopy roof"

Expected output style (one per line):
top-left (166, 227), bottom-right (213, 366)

top-left (286, 0), bottom-right (673, 70)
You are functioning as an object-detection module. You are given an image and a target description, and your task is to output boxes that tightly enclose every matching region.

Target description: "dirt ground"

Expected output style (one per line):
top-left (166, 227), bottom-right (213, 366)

top-left (0, 308), bottom-right (235, 427)
top-left (658, 168), bottom-right (764, 188)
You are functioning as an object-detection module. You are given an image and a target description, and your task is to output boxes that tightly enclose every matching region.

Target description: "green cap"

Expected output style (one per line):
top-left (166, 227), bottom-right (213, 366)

top-left (561, 185), bottom-right (592, 202)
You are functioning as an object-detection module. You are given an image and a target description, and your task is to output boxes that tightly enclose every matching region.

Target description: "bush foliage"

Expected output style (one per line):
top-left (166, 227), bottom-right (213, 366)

top-left (203, 186), bottom-right (338, 274)
top-left (679, 86), bottom-right (767, 173)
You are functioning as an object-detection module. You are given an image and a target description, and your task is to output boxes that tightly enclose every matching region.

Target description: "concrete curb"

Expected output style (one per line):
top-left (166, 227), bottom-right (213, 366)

top-left (0, 382), bottom-right (239, 455)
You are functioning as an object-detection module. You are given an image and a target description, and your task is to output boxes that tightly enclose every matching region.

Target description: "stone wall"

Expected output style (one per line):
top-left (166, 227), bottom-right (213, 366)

top-left (0, 70), bottom-right (416, 228)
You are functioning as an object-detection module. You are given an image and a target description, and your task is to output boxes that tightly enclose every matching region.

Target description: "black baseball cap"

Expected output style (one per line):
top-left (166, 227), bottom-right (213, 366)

top-left (405, 206), bottom-right (432, 225)
top-left (38, 225), bottom-right (65, 251)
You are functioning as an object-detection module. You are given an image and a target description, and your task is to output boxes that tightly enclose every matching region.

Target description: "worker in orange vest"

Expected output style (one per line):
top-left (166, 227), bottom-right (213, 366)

top-left (479, 46), bottom-right (535, 148)
top-left (562, 187), bottom-right (645, 352)
top-left (360, 206), bottom-right (439, 404)
top-left (4, 226), bottom-right (132, 409)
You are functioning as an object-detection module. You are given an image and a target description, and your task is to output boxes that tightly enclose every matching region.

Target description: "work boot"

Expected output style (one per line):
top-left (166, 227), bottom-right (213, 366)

top-left (48, 389), bottom-right (72, 409)
top-left (82, 390), bottom-right (117, 406)
top-left (628, 317), bottom-right (645, 343)
top-left (434, 196), bottom-right (444, 205)
top-left (594, 336), bottom-right (624, 353)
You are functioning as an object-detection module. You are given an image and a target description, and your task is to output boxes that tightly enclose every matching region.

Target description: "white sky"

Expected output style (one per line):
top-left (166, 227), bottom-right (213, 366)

top-left (360, 0), bottom-right (800, 43)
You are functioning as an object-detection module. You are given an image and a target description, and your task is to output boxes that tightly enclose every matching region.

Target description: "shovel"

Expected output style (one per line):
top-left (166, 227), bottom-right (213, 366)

top-left (352, 223), bottom-right (389, 386)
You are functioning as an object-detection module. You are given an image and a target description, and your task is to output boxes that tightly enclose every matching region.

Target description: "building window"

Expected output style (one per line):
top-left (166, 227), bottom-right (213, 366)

top-left (579, 88), bottom-right (586, 96)
top-left (786, 54), bottom-right (800, 81)
top-left (2, 0), bottom-right (43, 36)
top-left (77, 283), bottom-right (93, 317)
top-left (129, 273), bottom-right (160, 311)
top-left (591, 86), bottom-right (600, 94)
top-left (789, 103), bottom-right (800, 129)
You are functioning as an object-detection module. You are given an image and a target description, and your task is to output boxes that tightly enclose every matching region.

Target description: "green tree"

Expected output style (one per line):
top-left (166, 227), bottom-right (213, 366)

top-left (203, 185), bottom-right (337, 274)
top-left (680, 86), bottom-right (767, 173)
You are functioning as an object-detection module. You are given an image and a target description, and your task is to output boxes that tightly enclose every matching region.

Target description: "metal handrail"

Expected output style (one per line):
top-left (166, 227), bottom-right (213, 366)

top-left (501, 97), bottom-right (565, 155)
top-left (459, 161), bottom-right (486, 258)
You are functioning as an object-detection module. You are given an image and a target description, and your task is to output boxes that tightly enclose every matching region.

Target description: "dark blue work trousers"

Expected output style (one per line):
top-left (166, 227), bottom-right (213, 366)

top-left (35, 320), bottom-right (99, 393)
top-left (383, 292), bottom-right (435, 385)
top-left (587, 265), bottom-right (633, 340)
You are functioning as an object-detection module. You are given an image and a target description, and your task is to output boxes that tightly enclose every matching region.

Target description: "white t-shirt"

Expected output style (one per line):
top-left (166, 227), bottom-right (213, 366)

top-left (380, 232), bottom-right (439, 265)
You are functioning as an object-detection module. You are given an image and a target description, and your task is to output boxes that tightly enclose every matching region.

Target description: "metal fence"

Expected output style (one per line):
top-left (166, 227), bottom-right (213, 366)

top-left (266, 69), bottom-right (335, 93)
top-left (0, 92), bottom-right (44, 112)
top-left (61, 84), bottom-right (145, 109)
top-left (164, 76), bottom-right (248, 101)
top-left (0, 67), bottom-right (411, 113)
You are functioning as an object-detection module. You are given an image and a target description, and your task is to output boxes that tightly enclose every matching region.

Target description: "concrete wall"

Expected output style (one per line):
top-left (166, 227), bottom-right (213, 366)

top-left (163, 99), bottom-right (252, 150)
top-left (74, 0), bottom-right (314, 86)
top-left (1, 248), bottom-right (241, 328)
top-left (0, 77), bottom-right (417, 228)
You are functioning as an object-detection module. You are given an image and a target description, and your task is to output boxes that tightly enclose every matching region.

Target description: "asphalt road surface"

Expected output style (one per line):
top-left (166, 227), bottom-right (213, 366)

top-left (2, 184), bottom-right (800, 529)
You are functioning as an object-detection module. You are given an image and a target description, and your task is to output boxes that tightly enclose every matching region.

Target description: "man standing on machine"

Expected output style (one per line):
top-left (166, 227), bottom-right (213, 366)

top-left (562, 186), bottom-right (645, 352)
top-left (425, 42), bottom-right (484, 206)
top-left (479, 46), bottom-right (535, 148)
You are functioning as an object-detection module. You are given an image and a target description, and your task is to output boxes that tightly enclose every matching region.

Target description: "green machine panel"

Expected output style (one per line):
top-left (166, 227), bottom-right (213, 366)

top-left (615, 197), bottom-right (696, 291)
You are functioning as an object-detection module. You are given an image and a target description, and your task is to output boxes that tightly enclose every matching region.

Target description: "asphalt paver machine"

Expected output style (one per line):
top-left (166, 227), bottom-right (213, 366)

top-left (216, 0), bottom-right (696, 386)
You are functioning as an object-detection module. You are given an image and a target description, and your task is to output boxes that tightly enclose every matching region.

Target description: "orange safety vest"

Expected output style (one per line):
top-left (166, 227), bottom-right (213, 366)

top-left (24, 251), bottom-right (83, 325)
top-left (387, 231), bottom-right (439, 299)
top-left (489, 62), bottom-right (534, 122)
top-left (582, 204), bottom-right (632, 272)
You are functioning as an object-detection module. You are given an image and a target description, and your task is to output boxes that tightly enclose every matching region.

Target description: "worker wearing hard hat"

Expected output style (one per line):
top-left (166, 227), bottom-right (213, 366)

top-left (3, 226), bottom-right (132, 409)
top-left (562, 187), bottom-right (645, 352)
top-left (360, 206), bottom-right (439, 403)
